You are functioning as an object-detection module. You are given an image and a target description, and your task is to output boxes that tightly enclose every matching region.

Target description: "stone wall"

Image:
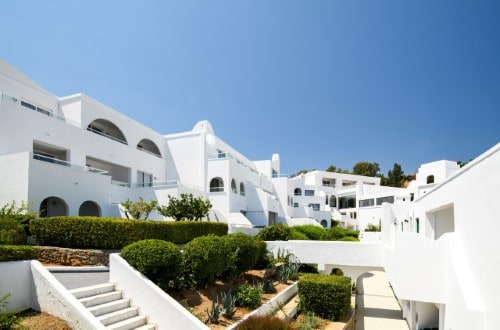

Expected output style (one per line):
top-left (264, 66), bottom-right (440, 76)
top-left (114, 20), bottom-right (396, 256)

top-left (37, 246), bottom-right (119, 266)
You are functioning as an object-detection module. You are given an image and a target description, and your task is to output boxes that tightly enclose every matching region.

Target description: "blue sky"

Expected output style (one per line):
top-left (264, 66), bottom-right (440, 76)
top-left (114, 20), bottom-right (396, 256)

top-left (2, 1), bottom-right (499, 176)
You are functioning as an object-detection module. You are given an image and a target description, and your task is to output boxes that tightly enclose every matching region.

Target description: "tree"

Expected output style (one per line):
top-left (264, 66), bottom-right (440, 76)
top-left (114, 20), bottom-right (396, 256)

top-left (325, 165), bottom-right (337, 172)
top-left (384, 163), bottom-right (405, 187)
top-left (352, 162), bottom-right (380, 177)
top-left (157, 193), bottom-right (212, 221)
top-left (121, 197), bottom-right (158, 220)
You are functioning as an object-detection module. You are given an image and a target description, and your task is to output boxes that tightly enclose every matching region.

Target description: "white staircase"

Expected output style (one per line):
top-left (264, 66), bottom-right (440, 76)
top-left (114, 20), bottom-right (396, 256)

top-left (70, 283), bottom-right (157, 330)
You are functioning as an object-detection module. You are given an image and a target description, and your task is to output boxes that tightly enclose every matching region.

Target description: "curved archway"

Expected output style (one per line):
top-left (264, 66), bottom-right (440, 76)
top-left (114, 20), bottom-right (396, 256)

top-left (137, 139), bottom-right (161, 157)
top-left (231, 179), bottom-right (237, 193)
top-left (39, 196), bottom-right (68, 217)
top-left (320, 219), bottom-right (328, 228)
top-left (240, 182), bottom-right (245, 196)
top-left (87, 118), bottom-right (128, 144)
top-left (210, 177), bottom-right (224, 192)
top-left (426, 175), bottom-right (435, 184)
top-left (329, 195), bottom-right (337, 208)
top-left (294, 188), bottom-right (302, 196)
top-left (79, 201), bottom-right (101, 217)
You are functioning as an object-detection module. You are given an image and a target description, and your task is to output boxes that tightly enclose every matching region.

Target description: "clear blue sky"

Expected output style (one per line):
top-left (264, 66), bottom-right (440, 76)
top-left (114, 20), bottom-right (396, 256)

top-left (2, 1), bottom-right (499, 176)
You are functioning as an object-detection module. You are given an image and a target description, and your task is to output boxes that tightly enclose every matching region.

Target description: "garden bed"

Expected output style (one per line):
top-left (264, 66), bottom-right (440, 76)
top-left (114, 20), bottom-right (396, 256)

top-left (170, 269), bottom-right (292, 329)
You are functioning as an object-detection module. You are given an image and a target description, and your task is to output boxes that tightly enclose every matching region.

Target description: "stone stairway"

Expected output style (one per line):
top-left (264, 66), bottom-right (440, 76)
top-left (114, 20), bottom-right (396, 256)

top-left (69, 283), bottom-right (157, 330)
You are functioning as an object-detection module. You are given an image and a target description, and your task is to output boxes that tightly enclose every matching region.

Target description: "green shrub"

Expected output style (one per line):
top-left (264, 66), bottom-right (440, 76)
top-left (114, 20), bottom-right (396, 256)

top-left (30, 216), bottom-right (227, 249)
top-left (324, 227), bottom-right (359, 241)
top-left (298, 274), bottom-right (351, 320)
top-left (298, 311), bottom-right (321, 330)
top-left (221, 233), bottom-right (261, 279)
top-left (0, 218), bottom-right (26, 245)
top-left (291, 225), bottom-right (326, 240)
top-left (256, 224), bottom-right (291, 241)
top-left (236, 282), bottom-right (262, 309)
top-left (0, 245), bottom-right (39, 261)
top-left (290, 228), bottom-right (308, 240)
top-left (298, 264), bottom-right (319, 274)
top-left (253, 239), bottom-right (273, 269)
top-left (182, 235), bottom-right (232, 288)
top-left (121, 239), bottom-right (181, 290)
top-left (338, 236), bottom-right (359, 242)
top-left (0, 294), bottom-right (22, 330)
top-left (236, 314), bottom-right (293, 330)
top-left (364, 224), bottom-right (380, 232)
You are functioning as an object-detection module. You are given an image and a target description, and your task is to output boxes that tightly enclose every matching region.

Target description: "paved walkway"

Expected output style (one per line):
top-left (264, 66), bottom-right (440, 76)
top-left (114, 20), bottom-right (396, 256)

top-left (48, 266), bottom-right (109, 290)
top-left (355, 271), bottom-right (409, 330)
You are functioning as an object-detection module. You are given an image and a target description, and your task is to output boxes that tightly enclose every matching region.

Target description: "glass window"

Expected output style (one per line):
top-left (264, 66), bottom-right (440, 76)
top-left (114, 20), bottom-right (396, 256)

top-left (304, 190), bottom-right (315, 196)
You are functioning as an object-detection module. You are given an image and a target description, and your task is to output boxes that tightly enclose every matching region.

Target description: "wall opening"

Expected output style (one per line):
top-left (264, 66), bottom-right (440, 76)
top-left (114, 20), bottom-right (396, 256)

top-left (39, 197), bottom-right (68, 217)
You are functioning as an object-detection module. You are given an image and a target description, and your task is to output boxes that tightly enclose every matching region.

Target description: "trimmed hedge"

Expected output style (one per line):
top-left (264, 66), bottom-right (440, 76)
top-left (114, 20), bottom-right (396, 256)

top-left (182, 234), bottom-right (232, 288)
top-left (256, 224), bottom-right (291, 241)
top-left (30, 217), bottom-right (228, 249)
top-left (298, 273), bottom-right (351, 320)
top-left (324, 226), bottom-right (359, 241)
top-left (121, 239), bottom-right (181, 291)
top-left (0, 245), bottom-right (39, 261)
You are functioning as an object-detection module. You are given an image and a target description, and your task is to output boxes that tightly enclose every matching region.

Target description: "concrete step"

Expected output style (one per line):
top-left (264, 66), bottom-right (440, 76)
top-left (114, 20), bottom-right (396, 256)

top-left (70, 282), bottom-right (116, 299)
top-left (98, 306), bottom-right (139, 326)
top-left (79, 290), bottom-right (123, 308)
top-left (88, 298), bottom-right (131, 317)
top-left (134, 323), bottom-right (157, 330)
top-left (105, 314), bottom-right (148, 330)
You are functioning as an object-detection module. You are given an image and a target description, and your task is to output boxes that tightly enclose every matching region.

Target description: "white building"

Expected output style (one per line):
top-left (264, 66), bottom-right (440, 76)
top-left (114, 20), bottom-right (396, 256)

top-left (0, 59), bottom-right (282, 233)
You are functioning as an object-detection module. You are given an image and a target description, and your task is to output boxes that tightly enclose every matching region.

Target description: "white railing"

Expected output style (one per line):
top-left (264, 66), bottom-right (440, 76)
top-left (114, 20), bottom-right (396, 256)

top-left (136, 146), bottom-right (162, 158)
top-left (207, 152), bottom-right (260, 175)
top-left (86, 127), bottom-right (128, 145)
top-left (2, 93), bottom-right (80, 127)
top-left (32, 153), bottom-right (108, 175)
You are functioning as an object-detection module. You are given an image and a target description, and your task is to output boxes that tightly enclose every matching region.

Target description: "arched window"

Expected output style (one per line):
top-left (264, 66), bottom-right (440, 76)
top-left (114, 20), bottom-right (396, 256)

top-left (330, 268), bottom-right (344, 276)
top-left (231, 179), bottom-right (237, 193)
top-left (87, 119), bottom-right (128, 144)
top-left (79, 201), bottom-right (101, 217)
top-left (330, 195), bottom-right (337, 208)
top-left (240, 182), bottom-right (245, 196)
top-left (210, 177), bottom-right (224, 192)
top-left (426, 175), bottom-right (435, 184)
top-left (294, 188), bottom-right (302, 196)
top-left (137, 139), bottom-right (161, 157)
top-left (39, 196), bottom-right (68, 217)
top-left (320, 219), bottom-right (328, 228)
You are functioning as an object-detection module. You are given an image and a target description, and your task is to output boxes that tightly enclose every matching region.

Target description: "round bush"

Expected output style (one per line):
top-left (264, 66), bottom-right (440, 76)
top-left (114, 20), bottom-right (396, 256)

top-left (253, 239), bottom-right (272, 269)
top-left (290, 228), bottom-right (308, 240)
top-left (256, 224), bottom-right (291, 241)
top-left (182, 234), bottom-right (231, 288)
top-left (291, 225), bottom-right (326, 240)
top-left (121, 239), bottom-right (181, 290)
top-left (222, 233), bottom-right (261, 279)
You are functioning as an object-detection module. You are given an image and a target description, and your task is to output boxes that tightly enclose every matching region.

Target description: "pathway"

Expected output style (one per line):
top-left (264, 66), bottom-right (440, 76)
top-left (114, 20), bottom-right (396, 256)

top-left (355, 271), bottom-right (409, 330)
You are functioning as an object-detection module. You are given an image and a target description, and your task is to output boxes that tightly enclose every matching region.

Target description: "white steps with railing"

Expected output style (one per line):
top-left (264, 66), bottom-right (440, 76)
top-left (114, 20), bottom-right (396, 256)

top-left (69, 283), bottom-right (156, 330)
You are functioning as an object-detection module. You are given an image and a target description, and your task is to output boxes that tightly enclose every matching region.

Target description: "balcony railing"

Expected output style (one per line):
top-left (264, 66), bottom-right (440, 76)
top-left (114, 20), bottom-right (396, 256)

top-left (86, 127), bottom-right (128, 145)
top-left (207, 152), bottom-right (260, 175)
top-left (32, 153), bottom-right (108, 175)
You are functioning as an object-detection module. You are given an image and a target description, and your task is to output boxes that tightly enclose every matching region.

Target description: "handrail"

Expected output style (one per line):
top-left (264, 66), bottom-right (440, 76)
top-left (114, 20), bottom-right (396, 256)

top-left (86, 127), bottom-right (128, 145)
top-left (207, 152), bottom-right (260, 175)
top-left (136, 146), bottom-right (162, 158)
top-left (32, 153), bottom-right (108, 174)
